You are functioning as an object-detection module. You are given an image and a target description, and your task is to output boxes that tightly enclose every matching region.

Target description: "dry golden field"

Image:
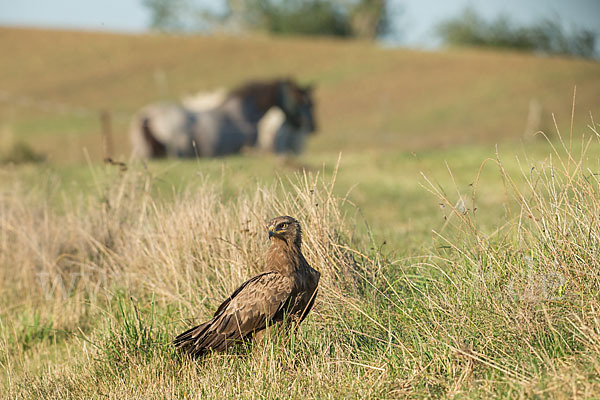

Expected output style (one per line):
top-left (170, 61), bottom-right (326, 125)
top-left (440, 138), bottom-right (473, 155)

top-left (1, 27), bottom-right (600, 398)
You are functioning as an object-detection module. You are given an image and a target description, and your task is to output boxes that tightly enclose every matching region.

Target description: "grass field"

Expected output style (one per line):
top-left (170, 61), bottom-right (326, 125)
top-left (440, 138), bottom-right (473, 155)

top-left (1, 27), bottom-right (600, 398)
top-left (1, 27), bottom-right (599, 161)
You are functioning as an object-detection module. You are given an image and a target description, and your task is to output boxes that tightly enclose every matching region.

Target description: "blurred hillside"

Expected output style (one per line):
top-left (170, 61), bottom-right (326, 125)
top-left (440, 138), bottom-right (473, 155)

top-left (0, 27), bottom-right (598, 163)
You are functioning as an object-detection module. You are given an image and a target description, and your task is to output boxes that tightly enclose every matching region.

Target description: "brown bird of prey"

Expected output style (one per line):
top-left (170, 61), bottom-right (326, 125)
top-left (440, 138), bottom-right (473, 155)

top-left (174, 216), bottom-right (320, 358)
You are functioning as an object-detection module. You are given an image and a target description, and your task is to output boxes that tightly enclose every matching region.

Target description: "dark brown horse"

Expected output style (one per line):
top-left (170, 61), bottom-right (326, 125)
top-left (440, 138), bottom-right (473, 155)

top-left (130, 79), bottom-right (315, 158)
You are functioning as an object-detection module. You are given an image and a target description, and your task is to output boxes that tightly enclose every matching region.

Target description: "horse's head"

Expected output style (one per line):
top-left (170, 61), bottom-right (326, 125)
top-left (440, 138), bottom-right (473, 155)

top-left (278, 80), bottom-right (317, 134)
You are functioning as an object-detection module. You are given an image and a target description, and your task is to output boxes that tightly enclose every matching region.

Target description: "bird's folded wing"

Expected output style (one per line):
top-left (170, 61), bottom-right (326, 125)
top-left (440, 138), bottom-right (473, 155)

top-left (210, 272), bottom-right (294, 339)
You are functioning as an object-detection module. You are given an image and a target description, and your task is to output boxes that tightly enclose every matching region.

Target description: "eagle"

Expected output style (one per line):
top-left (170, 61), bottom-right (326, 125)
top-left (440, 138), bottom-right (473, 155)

top-left (174, 216), bottom-right (320, 357)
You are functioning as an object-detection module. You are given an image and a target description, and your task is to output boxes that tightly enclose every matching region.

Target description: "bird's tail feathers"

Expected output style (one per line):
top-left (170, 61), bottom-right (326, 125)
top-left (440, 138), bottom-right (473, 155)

top-left (173, 320), bottom-right (213, 357)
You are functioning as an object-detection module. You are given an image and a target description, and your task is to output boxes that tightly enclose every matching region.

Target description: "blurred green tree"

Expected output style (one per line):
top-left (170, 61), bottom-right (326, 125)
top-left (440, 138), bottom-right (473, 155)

top-left (143, 0), bottom-right (392, 39)
top-left (143, 0), bottom-right (192, 32)
top-left (245, 0), bottom-right (352, 37)
top-left (349, 0), bottom-right (389, 39)
top-left (436, 7), bottom-right (597, 59)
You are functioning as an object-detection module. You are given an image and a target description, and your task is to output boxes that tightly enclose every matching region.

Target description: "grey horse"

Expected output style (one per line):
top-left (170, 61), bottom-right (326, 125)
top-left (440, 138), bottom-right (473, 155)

top-left (130, 79), bottom-right (315, 158)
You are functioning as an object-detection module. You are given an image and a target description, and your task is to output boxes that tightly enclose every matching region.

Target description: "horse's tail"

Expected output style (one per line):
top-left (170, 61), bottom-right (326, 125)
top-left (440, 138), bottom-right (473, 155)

top-left (130, 113), bottom-right (164, 158)
top-left (140, 116), bottom-right (167, 158)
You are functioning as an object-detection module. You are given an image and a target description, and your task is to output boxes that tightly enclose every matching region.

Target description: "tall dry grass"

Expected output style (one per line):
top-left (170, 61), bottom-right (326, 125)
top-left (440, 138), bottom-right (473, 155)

top-left (1, 161), bottom-right (398, 398)
top-left (411, 119), bottom-right (600, 396)
top-left (1, 121), bottom-right (600, 398)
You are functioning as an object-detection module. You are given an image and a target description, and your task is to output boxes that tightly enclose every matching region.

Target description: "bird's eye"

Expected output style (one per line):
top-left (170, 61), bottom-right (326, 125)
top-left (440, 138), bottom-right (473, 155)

top-left (279, 223), bottom-right (288, 230)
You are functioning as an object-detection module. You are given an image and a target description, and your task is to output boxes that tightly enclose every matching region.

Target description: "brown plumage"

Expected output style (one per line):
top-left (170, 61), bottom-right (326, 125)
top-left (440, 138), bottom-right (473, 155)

top-left (174, 216), bottom-right (320, 358)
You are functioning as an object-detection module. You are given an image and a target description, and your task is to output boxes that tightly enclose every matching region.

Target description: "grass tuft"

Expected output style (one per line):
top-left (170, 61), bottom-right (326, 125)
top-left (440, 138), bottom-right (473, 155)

top-left (0, 142), bottom-right (46, 164)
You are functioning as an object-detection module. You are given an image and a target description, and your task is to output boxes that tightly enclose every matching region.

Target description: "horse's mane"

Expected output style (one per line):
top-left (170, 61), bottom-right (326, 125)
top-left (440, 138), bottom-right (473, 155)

top-left (228, 79), bottom-right (290, 99)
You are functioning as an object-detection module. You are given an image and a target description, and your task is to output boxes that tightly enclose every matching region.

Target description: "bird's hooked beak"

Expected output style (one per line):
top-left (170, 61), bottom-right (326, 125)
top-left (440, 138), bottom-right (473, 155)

top-left (268, 225), bottom-right (275, 239)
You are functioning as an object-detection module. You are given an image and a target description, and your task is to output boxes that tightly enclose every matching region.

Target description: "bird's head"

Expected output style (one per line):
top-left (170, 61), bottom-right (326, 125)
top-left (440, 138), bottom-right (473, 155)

top-left (267, 216), bottom-right (302, 247)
